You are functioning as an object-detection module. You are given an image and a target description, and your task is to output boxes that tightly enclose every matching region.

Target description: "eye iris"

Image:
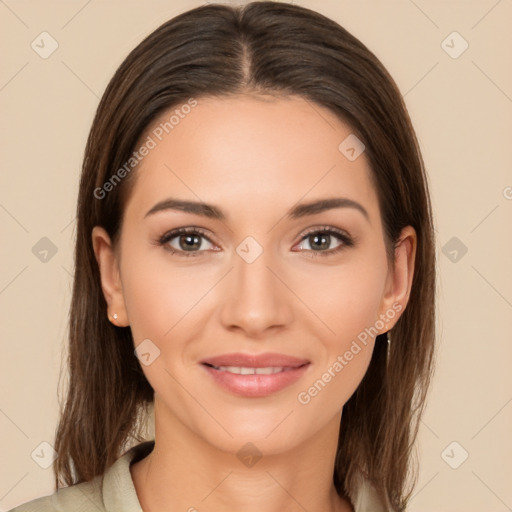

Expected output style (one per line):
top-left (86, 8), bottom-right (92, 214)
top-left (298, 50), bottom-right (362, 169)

top-left (310, 233), bottom-right (330, 251)
top-left (180, 234), bottom-right (201, 251)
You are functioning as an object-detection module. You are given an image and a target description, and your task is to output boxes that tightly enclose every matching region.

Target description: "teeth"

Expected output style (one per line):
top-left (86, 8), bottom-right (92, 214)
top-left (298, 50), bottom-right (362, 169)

top-left (213, 365), bottom-right (290, 375)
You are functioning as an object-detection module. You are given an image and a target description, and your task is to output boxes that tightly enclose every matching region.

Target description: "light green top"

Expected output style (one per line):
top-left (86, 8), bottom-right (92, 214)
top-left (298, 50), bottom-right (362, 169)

top-left (8, 441), bottom-right (387, 511)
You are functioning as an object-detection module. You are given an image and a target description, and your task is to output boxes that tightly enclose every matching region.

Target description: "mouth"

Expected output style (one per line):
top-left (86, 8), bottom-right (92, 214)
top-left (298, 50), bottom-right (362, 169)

top-left (200, 353), bottom-right (311, 397)
top-left (202, 363), bottom-right (306, 375)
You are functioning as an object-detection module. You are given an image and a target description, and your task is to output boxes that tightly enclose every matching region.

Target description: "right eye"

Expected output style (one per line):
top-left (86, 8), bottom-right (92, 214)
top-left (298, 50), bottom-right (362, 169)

top-left (158, 227), bottom-right (218, 257)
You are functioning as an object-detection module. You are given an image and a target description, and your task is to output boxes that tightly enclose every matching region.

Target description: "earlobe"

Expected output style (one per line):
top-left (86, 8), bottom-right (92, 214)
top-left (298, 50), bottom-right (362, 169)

top-left (379, 226), bottom-right (417, 330)
top-left (91, 226), bottom-right (129, 326)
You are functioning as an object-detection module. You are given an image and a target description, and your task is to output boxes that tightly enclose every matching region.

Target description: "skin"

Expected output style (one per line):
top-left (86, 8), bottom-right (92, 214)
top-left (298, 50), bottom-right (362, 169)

top-left (92, 94), bottom-right (416, 512)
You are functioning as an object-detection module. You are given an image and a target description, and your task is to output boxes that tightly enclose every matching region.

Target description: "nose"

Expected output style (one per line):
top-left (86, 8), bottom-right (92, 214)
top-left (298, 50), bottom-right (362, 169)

top-left (219, 247), bottom-right (294, 338)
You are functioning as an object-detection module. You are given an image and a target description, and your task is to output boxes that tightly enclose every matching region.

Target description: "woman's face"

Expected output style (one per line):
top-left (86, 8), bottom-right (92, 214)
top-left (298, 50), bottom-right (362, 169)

top-left (93, 94), bottom-right (414, 455)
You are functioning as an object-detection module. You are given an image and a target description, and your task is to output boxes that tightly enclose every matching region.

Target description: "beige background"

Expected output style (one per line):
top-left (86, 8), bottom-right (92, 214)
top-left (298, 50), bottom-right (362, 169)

top-left (1, 1), bottom-right (511, 510)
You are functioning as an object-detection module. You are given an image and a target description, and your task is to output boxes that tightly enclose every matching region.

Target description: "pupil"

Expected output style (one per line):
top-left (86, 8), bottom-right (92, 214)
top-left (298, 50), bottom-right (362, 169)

top-left (180, 234), bottom-right (201, 251)
top-left (311, 233), bottom-right (329, 250)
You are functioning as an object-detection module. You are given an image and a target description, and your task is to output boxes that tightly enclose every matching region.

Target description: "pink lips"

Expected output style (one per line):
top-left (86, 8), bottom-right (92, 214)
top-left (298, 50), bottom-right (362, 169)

top-left (200, 352), bottom-right (311, 398)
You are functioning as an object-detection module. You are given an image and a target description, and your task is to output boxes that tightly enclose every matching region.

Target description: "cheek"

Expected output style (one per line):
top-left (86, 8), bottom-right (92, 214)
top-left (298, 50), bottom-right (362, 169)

top-left (120, 248), bottom-right (214, 343)
top-left (295, 274), bottom-right (382, 416)
top-left (292, 255), bottom-right (387, 399)
top-left (119, 253), bottom-right (210, 400)
top-left (295, 255), bottom-right (387, 343)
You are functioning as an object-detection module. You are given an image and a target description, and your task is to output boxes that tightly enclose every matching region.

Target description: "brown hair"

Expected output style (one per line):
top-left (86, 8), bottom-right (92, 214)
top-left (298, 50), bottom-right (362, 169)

top-left (54, 2), bottom-right (436, 510)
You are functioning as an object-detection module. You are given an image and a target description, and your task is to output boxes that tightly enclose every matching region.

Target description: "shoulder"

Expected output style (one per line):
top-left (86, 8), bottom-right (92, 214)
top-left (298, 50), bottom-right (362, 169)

top-left (6, 476), bottom-right (104, 512)
top-left (7, 440), bottom-right (155, 512)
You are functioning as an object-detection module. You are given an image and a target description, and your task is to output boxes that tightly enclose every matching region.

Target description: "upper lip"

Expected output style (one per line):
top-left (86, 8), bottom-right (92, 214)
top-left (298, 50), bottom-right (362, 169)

top-left (200, 352), bottom-right (310, 368)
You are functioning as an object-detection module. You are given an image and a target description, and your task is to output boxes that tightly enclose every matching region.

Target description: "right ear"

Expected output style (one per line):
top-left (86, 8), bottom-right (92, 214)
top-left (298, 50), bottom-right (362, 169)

top-left (91, 226), bottom-right (129, 326)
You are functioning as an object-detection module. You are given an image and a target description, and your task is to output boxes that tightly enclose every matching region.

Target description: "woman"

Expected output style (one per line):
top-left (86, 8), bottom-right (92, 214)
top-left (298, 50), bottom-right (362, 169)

top-left (9, 2), bottom-right (436, 511)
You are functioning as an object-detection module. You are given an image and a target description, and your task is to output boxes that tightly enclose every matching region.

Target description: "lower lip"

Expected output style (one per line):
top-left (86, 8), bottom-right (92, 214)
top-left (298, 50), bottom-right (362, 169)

top-left (201, 364), bottom-right (310, 398)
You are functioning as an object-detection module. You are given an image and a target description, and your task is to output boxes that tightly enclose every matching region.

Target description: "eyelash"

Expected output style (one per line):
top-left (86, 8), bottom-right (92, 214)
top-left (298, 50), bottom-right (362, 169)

top-left (157, 226), bottom-right (355, 258)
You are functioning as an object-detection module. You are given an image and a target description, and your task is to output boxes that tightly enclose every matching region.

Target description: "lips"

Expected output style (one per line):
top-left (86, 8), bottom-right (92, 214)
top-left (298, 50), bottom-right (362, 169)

top-left (200, 352), bottom-right (311, 398)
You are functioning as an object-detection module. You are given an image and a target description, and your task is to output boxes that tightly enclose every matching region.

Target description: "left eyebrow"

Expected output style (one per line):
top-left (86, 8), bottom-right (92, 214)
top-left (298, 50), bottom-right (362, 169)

top-left (144, 196), bottom-right (370, 224)
top-left (286, 197), bottom-right (370, 223)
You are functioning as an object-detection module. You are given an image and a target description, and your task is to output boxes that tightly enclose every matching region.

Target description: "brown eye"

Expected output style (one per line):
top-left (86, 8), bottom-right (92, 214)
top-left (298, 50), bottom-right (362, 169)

top-left (306, 233), bottom-right (334, 251)
top-left (159, 227), bottom-right (216, 257)
top-left (294, 227), bottom-right (354, 257)
top-left (176, 233), bottom-right (203, 251)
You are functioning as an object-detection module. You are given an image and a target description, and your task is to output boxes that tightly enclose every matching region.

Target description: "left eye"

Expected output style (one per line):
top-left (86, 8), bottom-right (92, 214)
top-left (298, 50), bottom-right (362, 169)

top-left (294, 228), bottom-right (352, 255)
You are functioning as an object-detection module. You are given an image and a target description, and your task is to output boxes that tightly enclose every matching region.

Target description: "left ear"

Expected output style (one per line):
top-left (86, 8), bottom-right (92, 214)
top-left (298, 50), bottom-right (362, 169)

top-left (378, 225), bottom-right (417, 332)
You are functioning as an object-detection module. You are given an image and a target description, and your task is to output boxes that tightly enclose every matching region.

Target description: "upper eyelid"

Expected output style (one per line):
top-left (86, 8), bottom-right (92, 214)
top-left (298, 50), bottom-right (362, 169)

top-left (299, 225), bottom-right (350, 238)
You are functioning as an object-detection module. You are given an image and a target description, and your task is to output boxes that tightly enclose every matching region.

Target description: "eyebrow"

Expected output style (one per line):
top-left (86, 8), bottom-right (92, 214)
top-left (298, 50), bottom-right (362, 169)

top-left (144, 197), bottom-right (370, 223)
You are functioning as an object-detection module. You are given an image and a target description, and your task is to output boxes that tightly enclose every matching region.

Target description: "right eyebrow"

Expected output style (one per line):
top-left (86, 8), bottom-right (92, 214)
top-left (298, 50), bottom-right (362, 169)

top-left (145, 198), bottom-right (225, 220)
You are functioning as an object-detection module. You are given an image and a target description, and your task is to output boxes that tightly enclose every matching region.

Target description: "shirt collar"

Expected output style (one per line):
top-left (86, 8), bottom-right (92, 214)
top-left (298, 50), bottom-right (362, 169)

top-left (102, 440), bottom-right (155, 512)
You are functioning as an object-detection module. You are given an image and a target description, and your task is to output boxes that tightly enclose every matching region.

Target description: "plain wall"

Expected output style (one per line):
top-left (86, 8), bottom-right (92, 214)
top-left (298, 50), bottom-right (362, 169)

top-left (1, 1), bottom-right (511, 510)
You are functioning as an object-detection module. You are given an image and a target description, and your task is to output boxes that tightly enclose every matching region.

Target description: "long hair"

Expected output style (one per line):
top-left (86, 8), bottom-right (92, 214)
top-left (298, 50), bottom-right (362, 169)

top-left (53, 2), bottom-right (436, 510)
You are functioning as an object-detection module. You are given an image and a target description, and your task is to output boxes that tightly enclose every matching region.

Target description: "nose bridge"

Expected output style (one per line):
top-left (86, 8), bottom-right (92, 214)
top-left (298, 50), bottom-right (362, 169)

top-left (220, 240), bottom-right (292, 335)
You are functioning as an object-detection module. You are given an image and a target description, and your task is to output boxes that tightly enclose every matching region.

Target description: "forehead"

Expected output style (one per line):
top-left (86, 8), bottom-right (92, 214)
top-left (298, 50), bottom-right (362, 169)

top-left (125, 94), bottom-right (379, 222)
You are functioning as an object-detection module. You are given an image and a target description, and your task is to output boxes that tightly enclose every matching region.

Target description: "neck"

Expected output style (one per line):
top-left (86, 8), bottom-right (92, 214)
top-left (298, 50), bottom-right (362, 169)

top-left (130, 399), bottom-right (353, 512)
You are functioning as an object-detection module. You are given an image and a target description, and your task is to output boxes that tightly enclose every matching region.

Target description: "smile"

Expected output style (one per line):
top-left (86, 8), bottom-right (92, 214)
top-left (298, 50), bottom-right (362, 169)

top-left (204, 364), bottom-right (297, 375)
